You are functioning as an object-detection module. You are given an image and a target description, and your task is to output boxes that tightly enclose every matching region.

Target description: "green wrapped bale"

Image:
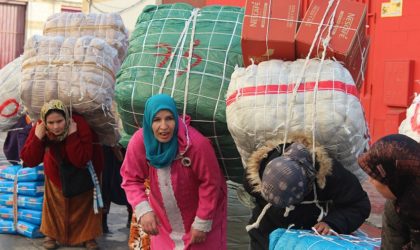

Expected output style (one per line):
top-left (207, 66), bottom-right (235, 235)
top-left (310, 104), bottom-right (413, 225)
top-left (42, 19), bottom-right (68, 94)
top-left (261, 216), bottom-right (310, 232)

top-left (116, 4), bottom-right (244, 183)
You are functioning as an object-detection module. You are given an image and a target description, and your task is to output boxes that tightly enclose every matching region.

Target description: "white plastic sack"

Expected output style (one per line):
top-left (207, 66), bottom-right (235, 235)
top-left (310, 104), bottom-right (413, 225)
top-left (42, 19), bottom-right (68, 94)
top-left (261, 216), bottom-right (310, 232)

top-left (399, 93), bottom-right (420, 142)
top-left (226, 59), bottom-right (369, 182)
top-left (43, 12), bottom-right (128, 64)
top-left (0, 56), bottom-right (24, 131)
top-left (21, 35), bottom-right (120, 145)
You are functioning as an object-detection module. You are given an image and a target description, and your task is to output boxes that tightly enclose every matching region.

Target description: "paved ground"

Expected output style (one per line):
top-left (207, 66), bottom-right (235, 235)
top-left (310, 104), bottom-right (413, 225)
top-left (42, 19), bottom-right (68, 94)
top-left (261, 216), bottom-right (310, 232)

top-left (361, 181), bottom-right (385, 238)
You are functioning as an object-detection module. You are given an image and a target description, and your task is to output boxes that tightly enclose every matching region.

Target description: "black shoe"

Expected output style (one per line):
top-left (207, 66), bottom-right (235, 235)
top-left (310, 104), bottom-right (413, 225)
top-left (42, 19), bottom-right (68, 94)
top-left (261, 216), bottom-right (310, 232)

top-left (102, 214), bottom-right (110, 234)
top-left (126, 210), bottom-right (133, 228)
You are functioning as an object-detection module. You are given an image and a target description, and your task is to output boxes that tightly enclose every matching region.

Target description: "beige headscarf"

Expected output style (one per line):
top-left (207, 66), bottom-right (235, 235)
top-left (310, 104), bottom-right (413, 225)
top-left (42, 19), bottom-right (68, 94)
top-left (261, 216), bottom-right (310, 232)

top-left (40, 100), bottom-right (70, 141)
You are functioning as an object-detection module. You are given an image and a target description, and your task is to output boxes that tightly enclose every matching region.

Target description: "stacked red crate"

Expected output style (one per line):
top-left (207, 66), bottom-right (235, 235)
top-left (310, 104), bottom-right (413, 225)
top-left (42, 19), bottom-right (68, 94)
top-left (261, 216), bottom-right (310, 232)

top-left (241, 0), bottom-right (302, 66)
top-left (240, 0), bottom-right (369, 89)
top-left (296, 0), bottom-right (369, 89)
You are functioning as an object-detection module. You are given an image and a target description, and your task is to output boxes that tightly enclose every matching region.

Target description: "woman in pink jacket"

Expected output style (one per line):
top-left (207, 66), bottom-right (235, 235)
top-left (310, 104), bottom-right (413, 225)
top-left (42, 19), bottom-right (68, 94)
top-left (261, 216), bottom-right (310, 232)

top-left (121, 94), bottom-right (227, 249)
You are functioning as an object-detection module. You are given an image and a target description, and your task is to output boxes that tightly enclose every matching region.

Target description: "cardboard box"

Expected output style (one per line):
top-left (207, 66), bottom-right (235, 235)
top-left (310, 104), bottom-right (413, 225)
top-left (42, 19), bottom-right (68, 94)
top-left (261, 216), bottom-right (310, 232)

top-left (241, 0), bottom-right (301, 66)
top-left (161, 0), bottom-right (206, 8)
top-left (206, 0), bottom-right (245, 7)
top-left (349, 37), bottom-right (370, 90)
top-left (296, 0), bottom-right (369, 88)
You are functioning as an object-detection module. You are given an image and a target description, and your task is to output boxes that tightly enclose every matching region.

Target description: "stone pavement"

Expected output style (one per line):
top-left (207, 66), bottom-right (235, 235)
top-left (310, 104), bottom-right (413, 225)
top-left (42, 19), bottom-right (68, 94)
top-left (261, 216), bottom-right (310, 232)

top-left (361, 180), bottom-right (385, 238)
top-left (0, 204), bottom-right (131, 250)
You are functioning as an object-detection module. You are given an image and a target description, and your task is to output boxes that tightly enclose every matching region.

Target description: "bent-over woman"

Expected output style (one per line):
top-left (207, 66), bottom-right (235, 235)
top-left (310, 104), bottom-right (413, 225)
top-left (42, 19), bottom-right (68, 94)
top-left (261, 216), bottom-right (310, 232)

top-left (121, 94), bottom-right (227, 249)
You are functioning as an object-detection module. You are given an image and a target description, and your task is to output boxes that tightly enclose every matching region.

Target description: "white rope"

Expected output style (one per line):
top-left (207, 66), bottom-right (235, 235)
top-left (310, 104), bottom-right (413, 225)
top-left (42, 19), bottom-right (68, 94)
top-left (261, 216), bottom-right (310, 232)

top-left (299, 183), bottom-right (329, 222)
top-left (171, 18), bottom-right (191, 96)
top-left (245, 203), bottom-right (271, 232)
top-left (158, 10), bottom-right (197, 94)
top-left (283, 205), bottom-right (295, 217)
top-left (151, 5), bottom-right (171, 96)
top-left (264, 0), bottom-right (273, 61)
top-left (179, 118), bottom-right (191, 156)
top-left (311, 0), bottom-right (341, 164)
top-left (89, 0), bottom-right (145, 14)
top-left (2, 127), bottom-right (25, 132)
top-left (309, 227), bottom-right (381, 247)
top-left (212, 9), bottom-right (242, 175)
top-left (182, 8), bottom-right (199, 121)
top-left (282, 0), bottom-right (336, 153)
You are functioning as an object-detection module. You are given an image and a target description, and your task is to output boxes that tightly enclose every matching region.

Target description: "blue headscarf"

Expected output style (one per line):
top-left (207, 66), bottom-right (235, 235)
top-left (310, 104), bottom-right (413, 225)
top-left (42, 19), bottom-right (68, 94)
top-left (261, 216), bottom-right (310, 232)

top-left (143, 94), bottom-right (179, 168)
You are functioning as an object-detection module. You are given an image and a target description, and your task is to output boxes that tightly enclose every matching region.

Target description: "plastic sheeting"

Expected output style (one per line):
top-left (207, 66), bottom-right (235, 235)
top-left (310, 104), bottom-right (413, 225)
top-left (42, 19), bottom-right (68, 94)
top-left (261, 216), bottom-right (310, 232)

top-left (0, 57), bottom-right (24, 132)
top-left (399, 94), bottom-right (420, 142)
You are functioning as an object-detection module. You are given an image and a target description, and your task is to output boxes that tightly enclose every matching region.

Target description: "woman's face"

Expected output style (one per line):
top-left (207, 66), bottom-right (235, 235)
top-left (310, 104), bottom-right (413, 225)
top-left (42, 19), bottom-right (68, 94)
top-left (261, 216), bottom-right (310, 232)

top-left (45, 111), bottom-right (66, 136)
top-left (369, 177), bottom-right (396, 200)
top-left (152, 110), bottom-right (176, 143)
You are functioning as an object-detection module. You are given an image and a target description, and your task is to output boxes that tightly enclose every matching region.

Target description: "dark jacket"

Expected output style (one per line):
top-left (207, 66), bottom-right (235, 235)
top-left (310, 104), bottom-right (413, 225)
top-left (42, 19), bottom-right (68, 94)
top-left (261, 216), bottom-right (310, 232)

top-left (21, 114), bottom-right (104, 188)
top-left (3, 115), bottom-right (32, 165)
top-left (244, 134), bottom-right (371, 250)
top-left (358, 134), bottom-right (420, 249)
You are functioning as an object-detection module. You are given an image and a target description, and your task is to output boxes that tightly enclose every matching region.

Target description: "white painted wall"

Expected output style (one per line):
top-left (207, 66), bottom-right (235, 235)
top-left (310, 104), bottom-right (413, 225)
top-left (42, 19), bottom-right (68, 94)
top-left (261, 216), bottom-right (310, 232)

top-left (84, 0), bottom-right (161, 34)
top-left (25, 0), bottom-right (82, 39)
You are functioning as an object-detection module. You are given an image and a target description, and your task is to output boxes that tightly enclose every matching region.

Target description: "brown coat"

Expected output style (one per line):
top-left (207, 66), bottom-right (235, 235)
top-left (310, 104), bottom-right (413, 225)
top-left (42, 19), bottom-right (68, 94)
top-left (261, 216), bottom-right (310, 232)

top-left (41, 177), bottom-right (102, 245)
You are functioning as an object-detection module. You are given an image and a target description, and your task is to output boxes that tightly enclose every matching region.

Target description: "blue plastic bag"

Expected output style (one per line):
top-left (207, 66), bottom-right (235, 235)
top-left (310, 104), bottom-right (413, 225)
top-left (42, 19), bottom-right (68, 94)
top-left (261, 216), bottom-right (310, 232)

top-left (18, 209), bottom-right (42, 226)
top-left (16, 221), bottom-right (43, 238)
top-left (17, 166), bottom-right (44, 182)
top-left (0, 194), bottom-right (13, 207)
top-left (0, 181), bottom-right (14, 194)
top-left (0, 219), bottom-right (16, 234)
top-left (0, 207), bottom-right (14, 221)
top-left (269, 228), bottom-right (381, 250)
top-left (17, 196), bottom-right (43, 211)
top-left (17, 181), bottom-right (44, 197)
top-left (0, 165), bottom-right (22, 180)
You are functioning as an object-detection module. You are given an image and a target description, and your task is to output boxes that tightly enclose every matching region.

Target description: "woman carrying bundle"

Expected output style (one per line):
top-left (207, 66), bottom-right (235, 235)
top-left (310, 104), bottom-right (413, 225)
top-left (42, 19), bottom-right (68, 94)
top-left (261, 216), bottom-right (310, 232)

top-left (121, 94), bottom-right (227, 249)
top-left (21, 100), bottom-right (103, 250)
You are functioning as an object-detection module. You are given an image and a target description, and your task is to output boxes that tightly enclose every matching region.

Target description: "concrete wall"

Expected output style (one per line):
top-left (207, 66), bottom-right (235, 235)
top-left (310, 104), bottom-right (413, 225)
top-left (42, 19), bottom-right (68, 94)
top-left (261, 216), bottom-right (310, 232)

top-left (26, 0), bottom-right (82, 39)
top-left (82, 0), bottom-right (161, 34)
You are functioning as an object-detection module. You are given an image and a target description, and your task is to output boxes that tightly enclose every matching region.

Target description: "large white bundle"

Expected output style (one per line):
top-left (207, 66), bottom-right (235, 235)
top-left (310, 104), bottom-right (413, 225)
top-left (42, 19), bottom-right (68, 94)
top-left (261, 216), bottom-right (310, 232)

top-left (399, 94), bottom-right (420, 142)
top-left (21, 35), bottom-right (120, 145)
top-left (226, 59), bottom-right (369, 181)
top-left (43, 12), bottom-right (128, 64)
top-left (0, 56), bottom-right (24, 131)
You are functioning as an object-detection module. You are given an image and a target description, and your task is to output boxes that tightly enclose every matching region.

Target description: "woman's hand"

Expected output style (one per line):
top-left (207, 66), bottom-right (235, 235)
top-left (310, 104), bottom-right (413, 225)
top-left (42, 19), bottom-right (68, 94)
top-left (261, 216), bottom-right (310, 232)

top-left (313, 222), bottom-right (335, 235)
top-left (68, 118), bottom-right (77, 135)
top-left (140, 211), bottom-right (159, 235)
top-left (190, 228), bottom-right (207, 244)
top-left (34, 121), bottom-right (46, 140)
